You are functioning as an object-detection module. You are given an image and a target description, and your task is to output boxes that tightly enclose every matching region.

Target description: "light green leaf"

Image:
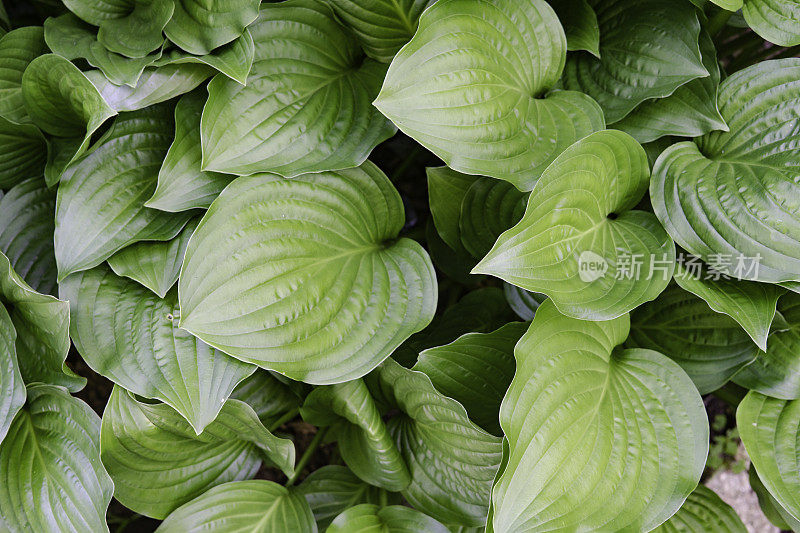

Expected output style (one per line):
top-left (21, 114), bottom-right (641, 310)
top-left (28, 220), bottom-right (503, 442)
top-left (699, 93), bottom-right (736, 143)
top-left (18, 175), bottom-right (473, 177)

top-left (613, 30), bottom-right (728, 143)
top-left (651, 485), bottom-right (746, 533)
top-left (0, 117), bottom-right (46, 191)
top-left (490, 300), bottom-right (708, 532)
top-left (201, 0), bottom-right (395, 177)
top-left (101, 386), bottom-right (295, 519)
top-left (0, 384), bottom-right (113, 533)
top-left (302, 379), bottom-right (411, 491)
top-left (107, 218), bottom-right (199, 298)
top-left (459, 178), bottom-right (527, 259)
top-left (738, 392), bottom-right (800, 521)
top-left (711, 0), bottom-right (743, 9)
top-left (0, 26), bottom-right (46, 124)
top-left (164, 0), bottom-right (260, 55)
top-left (503, 283), bottom-right (546, 321)
top-left (61, 265), bottom-right (255, 433)
top-left (230, 370), bottom-right (303, 428)
top-left (325, 0), bottom-right (433, 62)
top-left (674, 260), bottom-right (783, 351)
top-left (329, 504), bottom-right (449, 533)
top-left (374, 0), bottom-right (604, 191)
top-left (627, 284), bottom-right (759, 395)
top-left (156, 480), bottom-right (316, 533)
top-left (743, 0), bottom-right (800, 46)
top-left (651, 58), bottom-right (800, 284)
top-left (426, 166), bottom-right (479, 253)
top-left (0, 303), bottom-right (23, 445)
top-left (750, 467), bottom-right (800, 531)
top-left (299, 465), bottom-right (398, 530)
top-left (0, 177), bottom-right (57, 295)
top-left (562, 0), bottom-right (707, 123)
top-left (55, 105), bottom-right (192, 279)
top-left (146, 89), bottom-right (235, 212)
top-left (546, 0), bottom-right (600, 57)
top-left (367, 359), bottom-right (502, 527)
top-left (414, 322), bottom-right (525, 435)
top-left (179, 163), bottom-right (437, 385)
top-left (474, 129), bottom-right (674, 321)
top-left (154, 28), bottom-right (255, 85)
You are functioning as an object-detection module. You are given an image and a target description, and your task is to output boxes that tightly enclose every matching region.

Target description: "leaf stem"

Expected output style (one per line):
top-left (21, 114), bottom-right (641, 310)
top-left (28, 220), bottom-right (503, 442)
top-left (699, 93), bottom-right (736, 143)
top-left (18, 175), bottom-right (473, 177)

top-left (268, 408), bottom-right (299, 433)
top-left (705, 9), bottom-right (733, 37)
top-left (286, 426), bottom-right (330, 487)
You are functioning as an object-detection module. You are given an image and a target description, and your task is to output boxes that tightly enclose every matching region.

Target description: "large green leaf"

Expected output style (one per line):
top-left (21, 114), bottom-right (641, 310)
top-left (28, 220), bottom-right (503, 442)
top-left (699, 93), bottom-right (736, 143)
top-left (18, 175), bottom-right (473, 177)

top-left (459, 178), bottom-right (527, 258)
top-left (201, 0), bottom-right (394, 177)
top-left (750, 467), bottom-right (800, 531)
top-left (0, 178), bottom-right (56, 296)
top-left (627, 284), bottom-right (758, 395)
top-left (101, 386), bottom-right (295, 519)
top-left (613, 30), bottom-right (728, 143)
top-left (651, 58), bottom-right (800, 284)
top-left (546, 0), bottom-right (599, 56)
top-left (328, 504), bottom-right (449, 533)
top-left (367, 359), bottom-right (502, 527)
top-left (426, 166), bottom-right (478, 254)
top-left (230, 370), bottom-right (304, 428)
top-left (164, 0), bottom-right (260, 55)
top-left (326, 0), bottom-right (432, 62)
top-left (107, 218), bottom-right (199, 298)
top-left (474, 129), bottom-right (674, 320)
top-left (146, 89), bottom-right (234, 212)
top-left (55, 105), bottom-right (192, 279)
top-left (61, 265), bottom-right (255, 433)
top-left (738, 392), bottom-right (800, 521)
top-left (179, 163), bottom-right (437, 384)
top-left (0, 303), bottom-right (23, 444)
top-left (743, 0), bottom-right (800, 46)
top-left (651, 485), bottom-right (746, 532)
top-left (414, 322), bottom-right (525, 435)
top-left (374, 0), bottom-right (604, 191)
top-left (156, 480), bottom-right (316, 533)
top-left (302, 379), bottom-right (410, 491)
top-left (0, 117), bottom-right (46, 189)
top-left (490, 300), bottom-right (708, 532)
top-left (562, 0), bottom-right (707, 124)
top-left (154, 28), bottom-right (255, 85)
top-left (0, 26), bottom-right (46, 124)
top-left (0, 384), bottom-right (113, 532)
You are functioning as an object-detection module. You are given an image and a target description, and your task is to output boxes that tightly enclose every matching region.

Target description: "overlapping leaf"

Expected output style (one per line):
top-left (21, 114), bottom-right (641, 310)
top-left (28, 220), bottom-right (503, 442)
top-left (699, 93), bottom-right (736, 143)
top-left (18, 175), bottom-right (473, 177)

top-left (328, 504), bottom-right (449, 533)
top-left (503, 284), bottom-right (547, 321)
top-left (164, 0), bottom-right (260, 55)
top-left (651, 486), bottom-right (746, 532)
top-left (750, 467), bottom-right (800, 531)
top-left (153, 28), bottom-right (255, 85)
top-left (427, 166), bottom-right (478, 254)
top-left (230, 370), bottom-right (304, 427)
top-left (0, 26), bottom-right (46, 124)
top-left (0, 118), bottom-right (46, 189)
top-left (460, 178), bottom-right (527, 259)
top-left (743, 0), bottom-right (800, 46)
top-left (546, 0), bottom-right (599, 56)
top-left (0, 303), bottom-right (23, 444)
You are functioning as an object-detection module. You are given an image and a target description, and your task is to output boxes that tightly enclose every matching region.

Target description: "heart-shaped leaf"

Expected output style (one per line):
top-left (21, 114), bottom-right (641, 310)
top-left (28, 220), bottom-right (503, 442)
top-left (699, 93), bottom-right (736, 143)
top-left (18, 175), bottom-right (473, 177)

top-left (55, 105), bottom-right (192, 279)
top-left (490, 300), bottom-right (708, 532)
top-left (546, 0), bottom-right (599, 57)
top-left (154, 28), bottom-right (255, 85)
top-left (179, 163), bottom-right (437, 384)
top-left (0, 26), bottom-right (46, 123)
top-left (100, 386), bottom-right (295, 519)
top-left (651, 486), bottom-right (746, 533)
top-left (201, 0), bottom-right (395, 177)
top-left (503, 284), bottom-right (547, 321)
top-left (156, 480), bottom-right (316, 532)
top-left (651, 58), bottom-right (800, 283)
top-left (459, 178), bottom-right (527, 259)
top-left (627, 284), bottom-right (758, 394)
top-left (738, 391), bottom-right (800, 521)
top-left (328, 504), bottom-right (449, 533)
top-left (743, 0), bottom-right (800, 46)
top-left (374, 0), bottom-right (604, 191)
top-left (427, 166), bottom-right (478, 254)
top-left (164, 0), bottom-right (260, 55)
top-left (0, 384), bottom-right (113, 532)
top-left (146, 89), bottom-right (234, 212)
top-left (562, 0), bottom-right (707, 123)
top-left (0, 303), bottom-right (23, 444)
top-left (0, 117), bottom-right (46, 189)
top-left (474, 129), bottom-right (675, 320)
top-left (61, 265), bottom-right (255, 433)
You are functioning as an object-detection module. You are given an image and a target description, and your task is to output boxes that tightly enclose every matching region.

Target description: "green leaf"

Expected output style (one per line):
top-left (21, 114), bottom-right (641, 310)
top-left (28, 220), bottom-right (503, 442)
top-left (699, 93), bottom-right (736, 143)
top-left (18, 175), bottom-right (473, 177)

top-left (627, 284), bottom-right (758, 395)
top-left (146, 89), bottom-right (235, 212)
top-left (0, 384), bottom-right (113, 532)
top-left (710, 0), bottom-right (743, 9)
top-left (201, 0), bottom-right (395, 177)
top-left (367, 359), bottom-right (502, 527)
top-left (164, 0), bottom-right (260, 55)
top-left (154, 28), bottom-right (255, 85)
top-left (738, 391), bottom-right (800, 521)
top-left (107, 218), bottom-right (199, 298)
top-left (0, 177), bottom-right (57, 295)
top-left (0, 303), bottom-right (23, 444)
top-left (0, 26), bottom-right (46, 124)
top-left (179, 163), bottom-right (437, 384)
top-left (750, 467), bottom-right (800, 531)
top-left (230, 370), bottom-right (303, 427)
top-left (651, 485), bottom-right (746, 533)
top-left (301, 379), bottom-right (411, 491)
top-left (55, 105), bottom-right (192, 279)
top-left (459, 178), bottom-right (527, 259)
top-left (474, 129), bottom-right (674, 320)
top-left (546, 0), bottom-right (599, 57)
top-left (427, 166), bottom-right (479, 253)
top-left (101, 386), bottom-right (295, 519)
top-left (0, 117), bottom-right (46, 189)
top-left (299, 465), bottom-right (398, 530)
top-left (743, 0), bottom-right (800, 46)
top-left (673, 260), bottom-right (783, 351)
top-left (329, 504), bottom-right (449, 533)
top-left (490, 300), bottom-right (708, 532)
top-left (374, 0), bottom-right (604, 191)
top-left (413, 322), bottom-right (525, 435)
top-left (503, 283), bottom-right (546, 321)
top-left (44, 136), bottom-right (84, 188)
top-left (612, 30), bottom-right (728, 143)
top-left (651, 58), bottom-right (800, 284)
top-left (325, 0), bottom-right (433, 62)
top-left (562, 0), bottom-right (708, 124)
top-left (156, 480), bottom-right (316, 532)
top-left (61, 265), bottom-right (255, 433)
